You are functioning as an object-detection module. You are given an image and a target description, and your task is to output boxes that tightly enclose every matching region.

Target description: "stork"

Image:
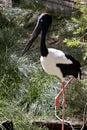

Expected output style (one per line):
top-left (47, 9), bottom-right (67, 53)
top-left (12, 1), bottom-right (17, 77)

top-left (22, 13), bottom-right (81, 130)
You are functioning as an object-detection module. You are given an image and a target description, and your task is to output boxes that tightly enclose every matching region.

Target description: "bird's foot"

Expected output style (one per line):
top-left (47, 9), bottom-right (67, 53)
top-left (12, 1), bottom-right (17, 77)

top-left (55, 96), bottom-right (60, 109)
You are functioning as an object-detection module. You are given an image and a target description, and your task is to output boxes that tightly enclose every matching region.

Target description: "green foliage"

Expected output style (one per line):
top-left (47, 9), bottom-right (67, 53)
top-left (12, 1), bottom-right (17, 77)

top-left (19, 0), bottom-right (43, 9)
top-left (64, 4), bottom-right (87, 60)
top-left (66, 79), bottom-right (87, 118)
top-left (64, 38), bottom-right (81, 47)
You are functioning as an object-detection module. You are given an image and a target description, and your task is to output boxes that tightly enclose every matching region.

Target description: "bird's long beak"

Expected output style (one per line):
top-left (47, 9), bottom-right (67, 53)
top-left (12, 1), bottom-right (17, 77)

top-left (22, 21), bottom-right (42, 56)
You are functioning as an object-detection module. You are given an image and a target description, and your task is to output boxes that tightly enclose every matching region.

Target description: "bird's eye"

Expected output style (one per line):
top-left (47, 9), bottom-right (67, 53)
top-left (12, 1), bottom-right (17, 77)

top-left (40, 19), bottom-right (43, 23)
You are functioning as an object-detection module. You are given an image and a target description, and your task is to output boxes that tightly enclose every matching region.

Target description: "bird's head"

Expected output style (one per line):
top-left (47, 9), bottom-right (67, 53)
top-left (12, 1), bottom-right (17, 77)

top-left (22, 13), bottom-right (52, 56)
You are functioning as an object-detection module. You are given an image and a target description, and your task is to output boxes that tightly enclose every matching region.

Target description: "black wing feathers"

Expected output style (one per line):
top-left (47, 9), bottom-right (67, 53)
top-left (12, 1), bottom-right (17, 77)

top-left (56, 53), bottom-right (81, 79)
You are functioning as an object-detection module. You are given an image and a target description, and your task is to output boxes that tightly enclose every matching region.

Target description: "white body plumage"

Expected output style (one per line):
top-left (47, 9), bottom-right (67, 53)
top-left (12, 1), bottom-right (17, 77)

top-left (40, 48), bottom-right (72, 82)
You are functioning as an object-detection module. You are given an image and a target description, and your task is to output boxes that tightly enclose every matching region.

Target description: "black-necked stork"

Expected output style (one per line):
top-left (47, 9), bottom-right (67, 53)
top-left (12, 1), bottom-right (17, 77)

top-left (22, 13), bottom-right (81, 130)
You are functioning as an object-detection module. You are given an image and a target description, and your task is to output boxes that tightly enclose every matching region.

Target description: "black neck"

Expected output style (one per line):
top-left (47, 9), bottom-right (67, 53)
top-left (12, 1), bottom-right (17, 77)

top-left (40, 29), bottom-right (48, 57)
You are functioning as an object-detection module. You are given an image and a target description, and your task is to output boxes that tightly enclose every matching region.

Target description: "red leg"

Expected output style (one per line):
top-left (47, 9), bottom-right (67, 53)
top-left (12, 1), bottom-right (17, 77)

top-left (55, 77), bottom-right (74, 109)
top-left (55, 96), bottom-right (60, 109)
top-left (62, 82), bottom-right (66, 107)
top-left (62, 82), bottom-right (65, 130)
